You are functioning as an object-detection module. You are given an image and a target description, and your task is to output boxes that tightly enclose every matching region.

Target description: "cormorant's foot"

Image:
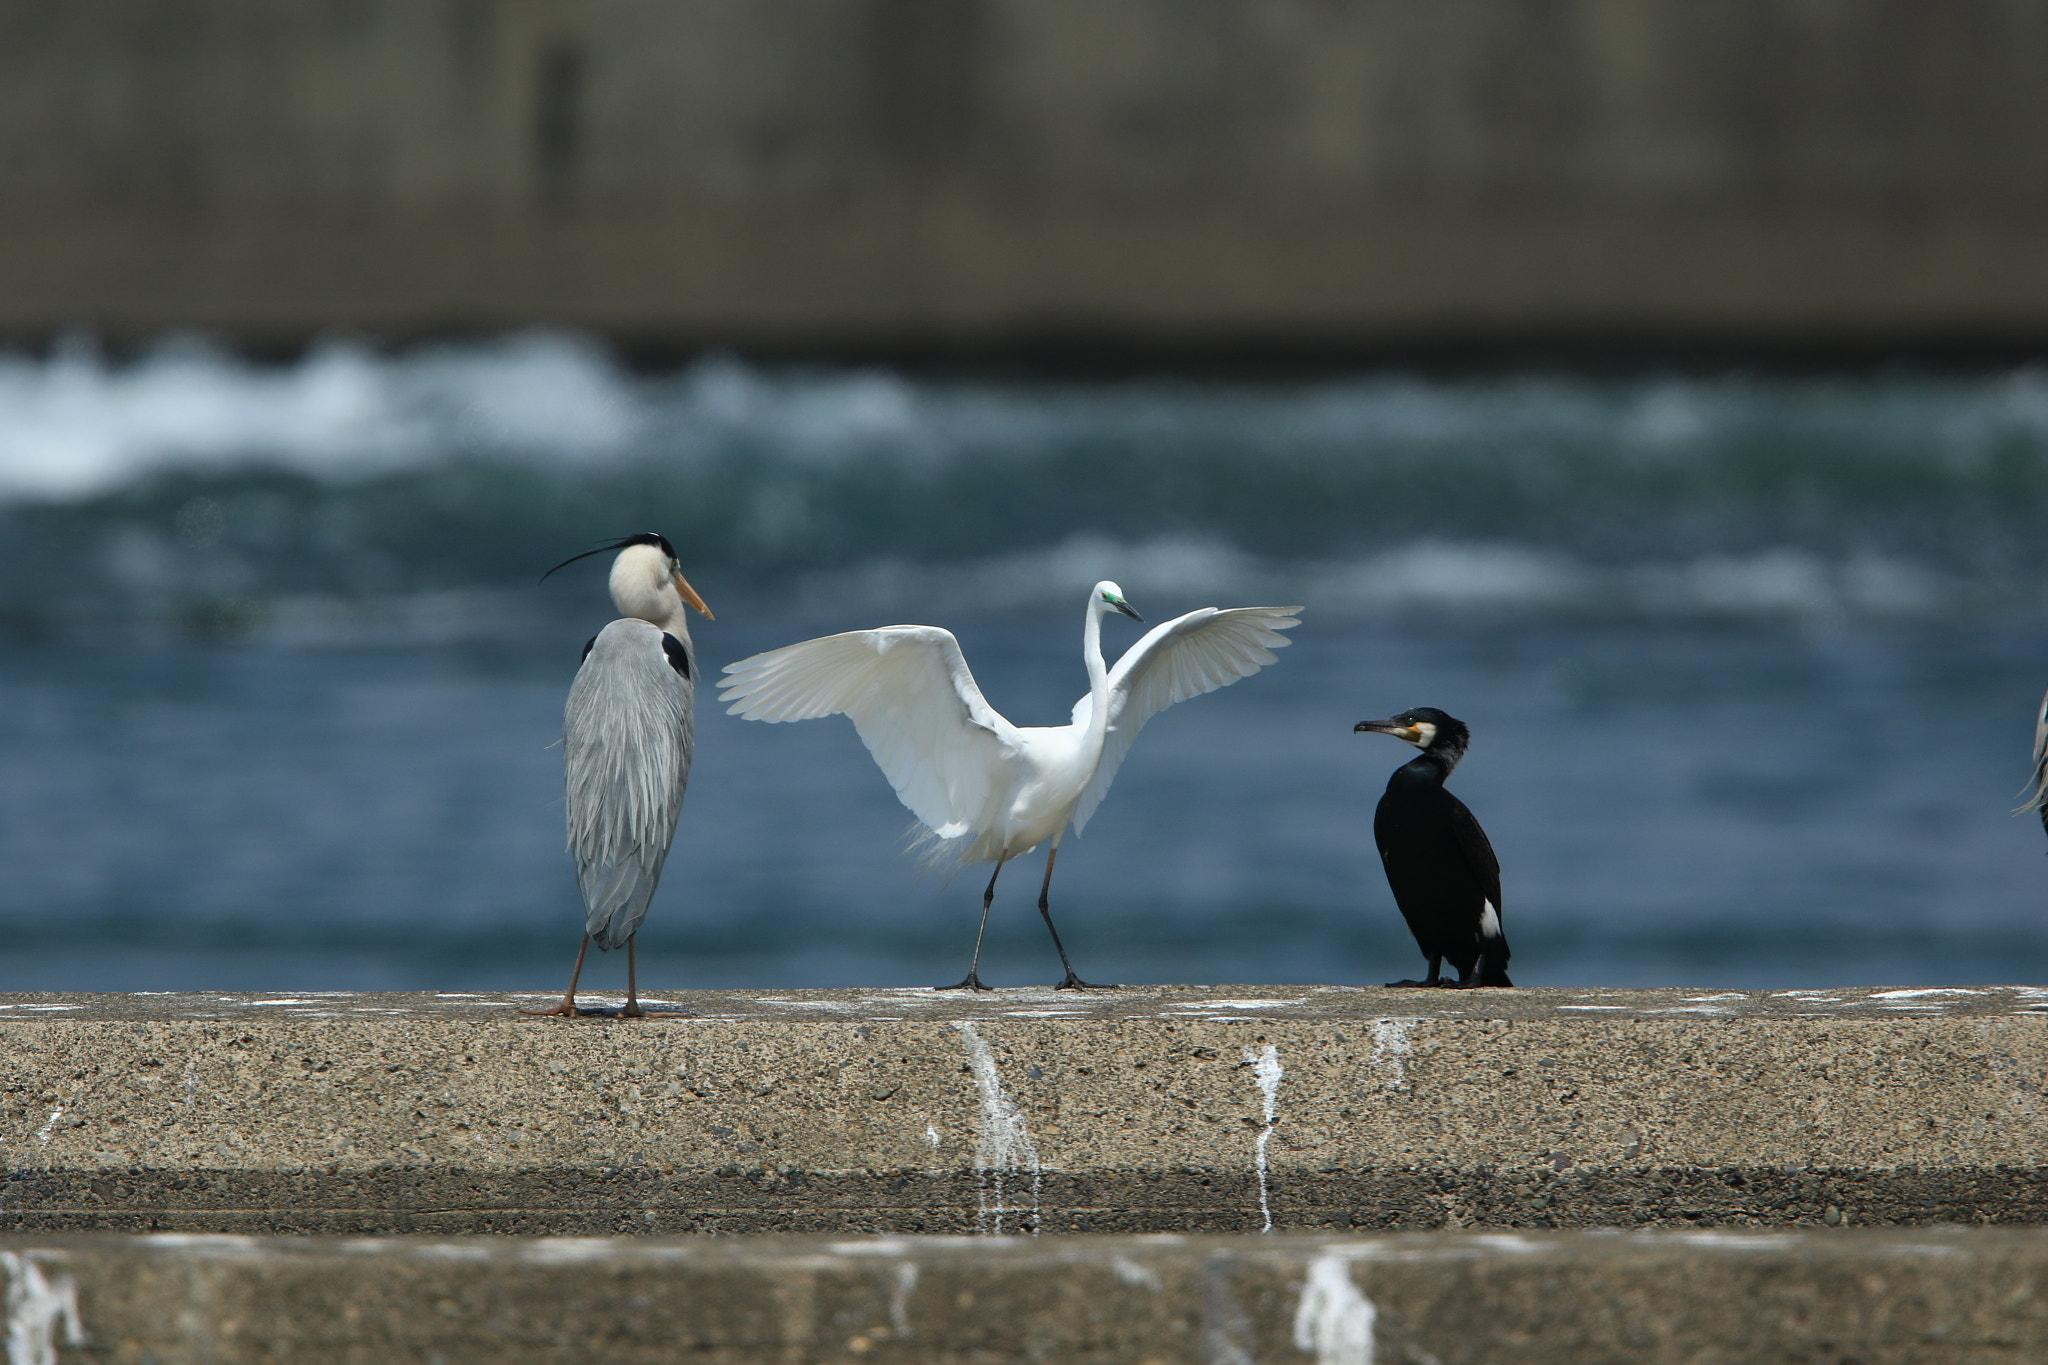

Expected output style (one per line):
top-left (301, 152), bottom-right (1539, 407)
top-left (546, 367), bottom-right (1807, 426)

top-left (1384, 979), bottom-right (1436, 988)
top-left (1053, 974), bottom-right (1118, 990)
top-left (518, 1001), bottom-right (586, 1018)
top-left (936, 973), bottom-right (995, 992)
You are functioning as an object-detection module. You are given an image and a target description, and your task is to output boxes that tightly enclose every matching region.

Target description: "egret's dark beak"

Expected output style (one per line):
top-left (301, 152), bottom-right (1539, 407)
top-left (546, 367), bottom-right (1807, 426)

top-left (1114, 600), bottom-right (1144, 623)
top-left (674, 570), bottom-right (715, 621)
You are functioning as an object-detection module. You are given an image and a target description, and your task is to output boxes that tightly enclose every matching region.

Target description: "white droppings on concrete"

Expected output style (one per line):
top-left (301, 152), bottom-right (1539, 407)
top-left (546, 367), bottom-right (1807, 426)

top-left (889, 1261), bottom-right (918, 1337)
top-left (1665, 1232), bottom-right (1801, 1251)
top-left (1245, 1044), bottom-right (1283, 1234)
top-left (952, 1021), bottom-right (1041, 1236)
top-left (139, 1234), bottom-right (260, 1253)
top-left (1292, 1251), bottom-right (1376, 1365)
top-left (1369, 1020), bottom-right (1413, 1091)
top-left (2, 1252), bottom-right (84, 1365)
top-left (18, 1006), bottom-right (79, 1013)
top-left (827, 1240), bottom-right (911, 1256)
top-left (521, 1238), bottom-right (620, 1264)
top-left (31, 1109), bottom-right (61, 1145)
top-left (1110, 1255), bottom-right (1161, 1291)
top-left (924, 1125), bottom-right (941, 1150)
top-left (1684, 993), bottom-right (1746, 1002)
top-left (1557, 1004), bottom-right (1626, 1011)
top-left (1872, 988), bottom-right (1983, 1000)
top-left (1170, 998), bottom-right (1306, 1012)
top-left (1648, 1005), bottom-right (1733, 1016)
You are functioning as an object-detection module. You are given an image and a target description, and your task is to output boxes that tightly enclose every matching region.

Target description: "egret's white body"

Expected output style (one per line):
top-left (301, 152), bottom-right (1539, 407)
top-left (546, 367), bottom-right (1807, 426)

top-left (720, 581), bottom-right (1301, 987)
top-left (530, 534), bottom-right (712, 1018)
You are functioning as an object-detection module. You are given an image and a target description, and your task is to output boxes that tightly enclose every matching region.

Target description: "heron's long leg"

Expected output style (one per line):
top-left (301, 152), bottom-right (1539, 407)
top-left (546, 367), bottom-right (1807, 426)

top-left (938, 858), bottom-right (1006, 991)
top-left (1039, 846), bottom-right (1115, 990)
top-left (621, 935), bottom-right (646, 1019)
top-left (521, 934), bottom-right (591, 1017)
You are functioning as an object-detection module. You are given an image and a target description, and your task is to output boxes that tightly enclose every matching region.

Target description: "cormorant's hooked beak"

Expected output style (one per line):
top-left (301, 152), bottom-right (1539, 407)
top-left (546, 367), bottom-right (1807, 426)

top-left (1112, 599), bottom-right (1144, 623)
top-left (1355, 718), bottom-right (1419, 741)
top-left (673, 570), bottom-right (715, 621)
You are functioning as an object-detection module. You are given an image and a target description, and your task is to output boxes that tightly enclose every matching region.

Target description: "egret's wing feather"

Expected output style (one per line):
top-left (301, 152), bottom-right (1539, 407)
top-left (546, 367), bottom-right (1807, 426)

top-left (1070, 604), bottom-right (1302, 833)
top-left (565, 619), bottom-right (695, 949)
top-left (721, 626), bottom-right (1019, 837)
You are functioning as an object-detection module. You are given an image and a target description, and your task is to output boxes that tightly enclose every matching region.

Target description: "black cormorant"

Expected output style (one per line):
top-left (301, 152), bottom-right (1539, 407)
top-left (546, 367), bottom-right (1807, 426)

top-left (1355, 707), bottom-right (1512, 988)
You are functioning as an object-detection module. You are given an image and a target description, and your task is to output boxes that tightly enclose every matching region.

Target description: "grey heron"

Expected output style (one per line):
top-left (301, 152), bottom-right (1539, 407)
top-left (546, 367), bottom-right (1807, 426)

top-left (1355, 708), bottom-right (1512, 988)
top-left (2023, 687), bottom-right (2048, 842)
top-left (718, 581), bottom-right (1301, 990)
top-left (526, 532), bottom-right (713, 1018)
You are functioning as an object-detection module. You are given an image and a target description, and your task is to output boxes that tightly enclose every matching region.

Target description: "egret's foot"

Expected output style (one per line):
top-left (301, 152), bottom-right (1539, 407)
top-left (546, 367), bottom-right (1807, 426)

top-left (620, 1003), bottom-right (647, 1019)
top-left (518, 1001), bottom-right (587, 1018)
top-left (937, 973), bottom-right (995, 992)
top-left (1053, 974), bottom-right (1117, 990)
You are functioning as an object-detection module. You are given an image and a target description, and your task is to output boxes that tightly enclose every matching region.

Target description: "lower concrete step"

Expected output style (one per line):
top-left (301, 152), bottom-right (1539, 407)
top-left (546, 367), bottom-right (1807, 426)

top-left (3, 1228), bottom-right (2043, 1364)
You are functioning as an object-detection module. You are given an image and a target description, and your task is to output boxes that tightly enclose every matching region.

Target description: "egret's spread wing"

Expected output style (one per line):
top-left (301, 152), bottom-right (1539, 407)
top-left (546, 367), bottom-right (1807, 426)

top-left (565, 619), bottom-right (695, 949)
top-left (1446, 795), bottom-right (1503, 917)
top-left (720, 626), bottom-right (1020, 838)
top-left (1070, 604), bottom-right (1302, 833)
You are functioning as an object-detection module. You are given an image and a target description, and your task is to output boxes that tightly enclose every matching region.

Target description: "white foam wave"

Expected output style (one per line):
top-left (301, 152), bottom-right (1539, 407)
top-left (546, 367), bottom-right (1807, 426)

top-left (0, 330), bottom-right (638, 500)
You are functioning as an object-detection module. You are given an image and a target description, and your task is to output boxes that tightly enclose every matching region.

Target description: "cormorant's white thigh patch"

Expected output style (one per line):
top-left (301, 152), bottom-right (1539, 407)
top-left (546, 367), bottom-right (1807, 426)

top-left (1479, 899), bottom-right (1502, 938)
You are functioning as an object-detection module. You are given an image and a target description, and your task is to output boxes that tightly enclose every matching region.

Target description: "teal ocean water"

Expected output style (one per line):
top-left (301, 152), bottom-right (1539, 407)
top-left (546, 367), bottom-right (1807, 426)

top-left (1, 334), bottom-right (2044, 991)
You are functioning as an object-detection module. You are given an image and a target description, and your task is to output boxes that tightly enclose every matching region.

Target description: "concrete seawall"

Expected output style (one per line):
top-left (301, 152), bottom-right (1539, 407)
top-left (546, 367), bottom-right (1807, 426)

top-left (6, 986), bottom-right (2048, 1236)
top-left (11, 2), bottom-right (2048, 348)
top-left (7, 1228), bottom-right (2048, 1364)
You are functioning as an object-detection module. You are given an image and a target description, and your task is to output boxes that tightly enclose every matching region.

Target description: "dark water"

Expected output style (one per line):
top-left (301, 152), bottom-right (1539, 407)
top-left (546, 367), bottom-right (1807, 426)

top-left (2, 336), bottom-right (2047, 992)
top-left (1, 611), bottom-right (2042, 994)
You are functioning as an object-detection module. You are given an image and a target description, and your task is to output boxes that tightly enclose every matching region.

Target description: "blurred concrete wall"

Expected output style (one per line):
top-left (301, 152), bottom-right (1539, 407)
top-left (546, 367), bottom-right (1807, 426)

top-left (6, 1), bottom-right (2048, 350)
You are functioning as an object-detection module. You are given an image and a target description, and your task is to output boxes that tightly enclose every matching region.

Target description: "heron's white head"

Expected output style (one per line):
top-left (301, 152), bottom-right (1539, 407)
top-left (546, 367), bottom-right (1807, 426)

top-left (542, 532), bottom-right (713, 636)
top-left (1092, 580), bottom-right (1144, 623)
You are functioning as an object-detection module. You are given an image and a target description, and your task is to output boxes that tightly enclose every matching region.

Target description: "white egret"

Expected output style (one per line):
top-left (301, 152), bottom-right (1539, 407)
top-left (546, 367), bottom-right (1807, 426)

top-left (527, 533), bottom-right (713, 1018)
top-left (719, 581), bottom-right (1302, 989)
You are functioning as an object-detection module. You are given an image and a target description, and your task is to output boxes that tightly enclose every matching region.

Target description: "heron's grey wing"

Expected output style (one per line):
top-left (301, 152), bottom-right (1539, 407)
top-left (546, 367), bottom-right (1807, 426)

top-left (2024, 685), bottom-right (2048, 836)
top-left (565, 619), bottom-right (695, 949)
top-left (720, 626), bottom-right (1021, 838)
top-left (1070, 604), bottom-right (1303, 833)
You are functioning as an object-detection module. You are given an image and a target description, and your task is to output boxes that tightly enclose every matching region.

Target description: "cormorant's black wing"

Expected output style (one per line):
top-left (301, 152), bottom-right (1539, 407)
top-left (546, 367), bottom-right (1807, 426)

top-left (1445, 795), bottom-right (1503, 914)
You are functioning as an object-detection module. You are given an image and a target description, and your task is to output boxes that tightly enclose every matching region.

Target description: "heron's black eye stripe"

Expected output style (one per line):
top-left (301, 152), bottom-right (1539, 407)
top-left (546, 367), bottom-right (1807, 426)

top-left (661, 633), bottom-right (691, 679)
top-left (579, 634), bottom-right (598, 664)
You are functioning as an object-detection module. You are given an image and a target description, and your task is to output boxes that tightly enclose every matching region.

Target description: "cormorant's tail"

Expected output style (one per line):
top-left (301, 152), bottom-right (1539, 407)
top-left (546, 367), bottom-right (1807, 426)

top-left (1479, 939), bottom-right (1513, 988)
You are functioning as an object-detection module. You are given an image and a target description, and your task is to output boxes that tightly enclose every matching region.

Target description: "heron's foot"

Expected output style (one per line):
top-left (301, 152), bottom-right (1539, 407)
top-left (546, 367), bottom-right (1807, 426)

top-left (1053, 973), bottom-right (1117, 990)
top-left (518, 1000), bottom-right (587, 1018)
top-left (937, 972), bottom-right (995, 992)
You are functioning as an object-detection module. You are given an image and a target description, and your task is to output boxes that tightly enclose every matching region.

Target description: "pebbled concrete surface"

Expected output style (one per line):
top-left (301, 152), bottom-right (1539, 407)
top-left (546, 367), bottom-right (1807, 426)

top-left (6, 986), bottom-right (2048, 1235)
top-left (4, 1228), bottom-right (2048, 1364)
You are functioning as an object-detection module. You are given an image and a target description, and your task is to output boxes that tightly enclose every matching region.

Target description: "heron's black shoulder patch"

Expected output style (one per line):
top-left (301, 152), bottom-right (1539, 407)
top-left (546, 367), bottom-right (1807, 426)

top-left (661, 632), bottom-right (691, 679)
top-left (580, 634), bottom-right (598, 664)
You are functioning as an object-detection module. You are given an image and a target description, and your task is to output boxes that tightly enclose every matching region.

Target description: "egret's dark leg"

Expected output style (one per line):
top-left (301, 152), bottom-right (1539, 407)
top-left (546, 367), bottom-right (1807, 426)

top-left (1386, 954), bottom-right (1442, 989)
top-left (1038, 846), bottom-right (1115, 990)
top-left (521, 934), bottom-right (591, 1017)
top-left (621, 935), bottom-right (646, 1018)
top-left (938, 858), bottom-right (1006, 991)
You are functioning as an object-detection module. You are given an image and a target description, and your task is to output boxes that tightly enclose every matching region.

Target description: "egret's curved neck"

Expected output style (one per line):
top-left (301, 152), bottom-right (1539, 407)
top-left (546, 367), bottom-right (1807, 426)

top-left (1082, 600), bottom-right (1110, 731)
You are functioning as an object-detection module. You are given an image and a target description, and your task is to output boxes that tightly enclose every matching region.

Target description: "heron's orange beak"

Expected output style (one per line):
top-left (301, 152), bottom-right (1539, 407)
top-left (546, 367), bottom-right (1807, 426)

top-left (674, 570), bottom-right (714, 620)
